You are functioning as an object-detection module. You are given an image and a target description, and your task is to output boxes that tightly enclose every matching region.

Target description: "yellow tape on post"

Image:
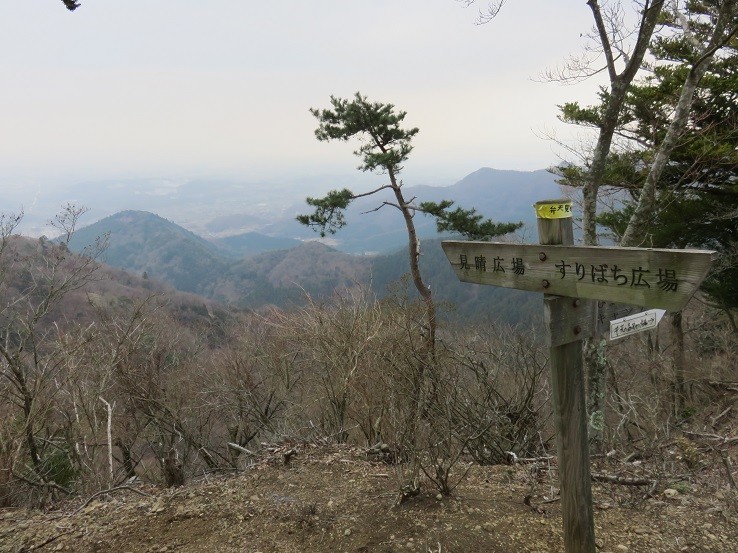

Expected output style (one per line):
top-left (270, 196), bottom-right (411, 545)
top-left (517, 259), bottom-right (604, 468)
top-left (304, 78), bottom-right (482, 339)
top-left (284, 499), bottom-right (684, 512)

top-left (535, 200), bottom-right (573, 219)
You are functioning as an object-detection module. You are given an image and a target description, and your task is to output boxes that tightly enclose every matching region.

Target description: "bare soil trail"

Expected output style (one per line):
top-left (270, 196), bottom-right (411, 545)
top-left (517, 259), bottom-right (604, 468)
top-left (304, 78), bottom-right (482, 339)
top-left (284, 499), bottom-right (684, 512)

top-left (1, 444), bottom-right (736, 553)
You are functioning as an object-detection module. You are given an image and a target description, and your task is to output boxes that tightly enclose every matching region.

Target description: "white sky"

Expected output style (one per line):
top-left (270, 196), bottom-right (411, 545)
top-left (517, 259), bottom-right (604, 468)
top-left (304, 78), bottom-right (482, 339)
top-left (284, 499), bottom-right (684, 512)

top-left (0, 1), bottom-right (606, 188)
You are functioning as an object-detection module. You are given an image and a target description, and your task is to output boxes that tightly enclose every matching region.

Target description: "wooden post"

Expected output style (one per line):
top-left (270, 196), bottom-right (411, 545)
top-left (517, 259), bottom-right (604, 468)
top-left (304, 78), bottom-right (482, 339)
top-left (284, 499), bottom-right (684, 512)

top-left (536, 199), bottom-right (596, 553)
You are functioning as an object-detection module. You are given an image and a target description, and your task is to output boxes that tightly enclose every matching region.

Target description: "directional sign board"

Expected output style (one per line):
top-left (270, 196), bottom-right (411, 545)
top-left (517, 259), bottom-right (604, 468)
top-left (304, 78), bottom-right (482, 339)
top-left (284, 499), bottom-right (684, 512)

top-left (441, 241), bottom-right (716, 311)
top-left (609, 309), bottom-right (666, 340)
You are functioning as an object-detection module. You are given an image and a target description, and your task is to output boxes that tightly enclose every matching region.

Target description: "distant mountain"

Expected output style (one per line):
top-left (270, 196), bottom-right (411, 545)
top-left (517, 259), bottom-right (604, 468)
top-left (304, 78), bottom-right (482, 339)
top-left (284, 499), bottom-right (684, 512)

top-left (21, 167), bottom-right (562, 254)
top-left (67, 209), bottom-right (541, 327)
top-left (64, 167), bottom-right (562, 324)
top-left (209, 241), bottom-right (372, 308)
top-left (213, 232), bottom-right (301, 258)
top-left (67, 210), bottom-right (369, 308)
top-left (68, 211), bottom-right (230, 295)
top-left (2, 235), bottom-right (236, 344)
top-left (371, 239), bottom-right (542, 328)
top-left (267, 167), bottom-right (562, 253)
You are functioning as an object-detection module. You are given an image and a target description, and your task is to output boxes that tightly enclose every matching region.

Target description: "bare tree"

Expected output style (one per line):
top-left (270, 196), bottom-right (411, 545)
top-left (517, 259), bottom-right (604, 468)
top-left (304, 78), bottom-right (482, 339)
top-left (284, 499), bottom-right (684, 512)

top-left (0, 206), bottom-right (105, 499)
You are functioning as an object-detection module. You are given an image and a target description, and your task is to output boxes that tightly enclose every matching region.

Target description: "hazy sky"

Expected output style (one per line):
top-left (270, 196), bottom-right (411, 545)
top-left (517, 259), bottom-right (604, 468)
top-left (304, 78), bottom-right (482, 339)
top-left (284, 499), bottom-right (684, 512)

top-left (1, 1), bottom-right (605, 189)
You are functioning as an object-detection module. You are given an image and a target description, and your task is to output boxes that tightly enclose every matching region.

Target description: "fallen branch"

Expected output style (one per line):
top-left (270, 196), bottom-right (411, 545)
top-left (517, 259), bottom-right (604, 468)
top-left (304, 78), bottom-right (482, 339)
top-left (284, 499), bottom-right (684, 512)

top-left (707, 380), bottom-right (738, 393)
top-left (591, 472), bottom-right (654, 486)
top-left (711, 406), bottom-right (732, 428)
top-left (505, 451), bottom-right (554, 464)
top-left (523, 494), bottom-right (558, 513)
top-left (683, 431), bottom-right (738, 445)
top-left (591, 472), bottom-right (658, 498)
top-left (227, 442), bottom-right (255, 456)
top-left (69, 485), bottom-right (153, 517)
top-left (27, 529), bottom-right (74, 551)
top-left (719, 450), bottom-right (738, 492)
top-left (623, 451), bottom-right (643, 463)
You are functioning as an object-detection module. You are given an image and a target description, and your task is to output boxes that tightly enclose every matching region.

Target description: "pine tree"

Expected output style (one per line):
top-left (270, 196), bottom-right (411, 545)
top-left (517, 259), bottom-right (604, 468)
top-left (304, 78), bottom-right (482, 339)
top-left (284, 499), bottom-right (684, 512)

top-left (298, 92), bottom-right (521, 353)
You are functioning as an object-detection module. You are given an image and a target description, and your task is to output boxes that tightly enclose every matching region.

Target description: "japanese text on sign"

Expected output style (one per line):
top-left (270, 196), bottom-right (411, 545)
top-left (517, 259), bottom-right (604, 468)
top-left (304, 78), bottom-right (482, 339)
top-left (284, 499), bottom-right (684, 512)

top-left (442, 240), bottom-right (716, 311)
top-left (609, 309), bottom-right (666, 340)
top-left (459, 254), bottom-right (679, 293)
top-left (535, 201), bottom-right (573, 219)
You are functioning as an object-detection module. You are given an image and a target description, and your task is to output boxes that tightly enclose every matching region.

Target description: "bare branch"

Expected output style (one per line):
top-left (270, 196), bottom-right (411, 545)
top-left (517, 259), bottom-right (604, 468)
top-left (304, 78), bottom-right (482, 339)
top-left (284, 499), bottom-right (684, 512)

top-left (457, 0), bottom-right (506, 24)
top-left (588, 0), bottom-right (619, 82)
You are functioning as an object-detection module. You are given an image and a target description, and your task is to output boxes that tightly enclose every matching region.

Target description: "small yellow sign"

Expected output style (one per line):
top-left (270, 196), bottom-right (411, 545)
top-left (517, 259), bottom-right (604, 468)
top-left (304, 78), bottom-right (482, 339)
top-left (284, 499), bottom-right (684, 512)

top-left (535, 201), bottom-right (573, 219)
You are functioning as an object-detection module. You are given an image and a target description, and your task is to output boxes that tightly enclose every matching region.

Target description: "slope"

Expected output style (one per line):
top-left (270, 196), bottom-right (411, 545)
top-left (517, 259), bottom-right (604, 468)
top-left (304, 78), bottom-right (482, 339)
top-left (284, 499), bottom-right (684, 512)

top-left (67, 211), bottom-right (541, 326)
top-left (68, 210), bottom-right (231, 295)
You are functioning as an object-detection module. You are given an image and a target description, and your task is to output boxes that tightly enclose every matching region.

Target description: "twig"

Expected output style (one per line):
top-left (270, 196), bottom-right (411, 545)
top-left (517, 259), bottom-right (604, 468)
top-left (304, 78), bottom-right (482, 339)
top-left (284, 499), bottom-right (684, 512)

top-left (683, 431), bottom-right (738, 445)
top-left (623, 451), bottom-right (643, 463)
top-left (711, 406), bottom-right (732, 428)
top-left (27, 529), bottom-right (74, 551)
top-left (11, 471), bottom-right (72, 495)
top-left (647, 479), bottom-right (658, 498)
top-left (707, 380), bottom-right (738, 393)
top-left (197, 467), bottom-right (242, 476)
top-left (283, 449), bottom-right (296, 465)
top-left (591, 472), bottom-right (656, 489)
top-left (719, 450), bottom-right (738, 492)
top-left (505, 451), bottom-right (554, 464)
top-left (69, 485), bottom-right (153, 517)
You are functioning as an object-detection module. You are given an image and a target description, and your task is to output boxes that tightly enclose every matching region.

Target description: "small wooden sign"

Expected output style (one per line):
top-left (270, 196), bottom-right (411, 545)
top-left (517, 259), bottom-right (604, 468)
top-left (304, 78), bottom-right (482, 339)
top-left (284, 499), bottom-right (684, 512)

top-left (441, 241), bottom-right (716, 311)
top-left (544, 300), bottom-right (652, 347)
top-left (609, 309), bottom-right (666, 340)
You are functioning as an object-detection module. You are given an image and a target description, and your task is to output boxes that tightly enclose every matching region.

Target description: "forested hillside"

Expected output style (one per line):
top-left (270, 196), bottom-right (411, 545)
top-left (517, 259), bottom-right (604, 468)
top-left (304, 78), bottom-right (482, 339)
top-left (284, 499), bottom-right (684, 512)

top-left (66, 210), bottom-right (542, 326)
top-left (1, 216), bottom-right (735, 553)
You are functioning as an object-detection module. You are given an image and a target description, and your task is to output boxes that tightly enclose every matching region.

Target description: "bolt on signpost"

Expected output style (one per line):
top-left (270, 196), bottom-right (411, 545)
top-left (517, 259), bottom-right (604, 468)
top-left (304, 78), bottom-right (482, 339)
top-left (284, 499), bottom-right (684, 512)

top-left (442, 199), bottom-right (715, 553)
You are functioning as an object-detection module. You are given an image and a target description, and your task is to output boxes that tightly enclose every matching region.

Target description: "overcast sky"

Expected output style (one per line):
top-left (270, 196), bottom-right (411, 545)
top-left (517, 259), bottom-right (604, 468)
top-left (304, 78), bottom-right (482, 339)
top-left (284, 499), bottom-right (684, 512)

top-left (1, 1), bottom-right (606, 190)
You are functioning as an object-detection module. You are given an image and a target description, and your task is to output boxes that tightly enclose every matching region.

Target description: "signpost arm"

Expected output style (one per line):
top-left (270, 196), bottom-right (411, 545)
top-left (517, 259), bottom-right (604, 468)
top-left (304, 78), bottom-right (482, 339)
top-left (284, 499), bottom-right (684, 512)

top-left (536, 200), bottom-right (596, 553)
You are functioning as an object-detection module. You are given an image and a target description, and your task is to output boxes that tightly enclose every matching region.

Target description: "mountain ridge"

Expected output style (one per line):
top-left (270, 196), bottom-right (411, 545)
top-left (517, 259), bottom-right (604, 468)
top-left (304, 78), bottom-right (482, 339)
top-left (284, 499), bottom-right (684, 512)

top-left (67, 209), bottom-right (541, 326)
top-left (64, 167), bottom-right (560, 325)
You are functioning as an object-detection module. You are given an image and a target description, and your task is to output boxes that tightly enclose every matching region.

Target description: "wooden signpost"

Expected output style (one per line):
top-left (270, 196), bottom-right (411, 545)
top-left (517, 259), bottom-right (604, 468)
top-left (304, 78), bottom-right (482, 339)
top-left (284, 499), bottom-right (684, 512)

top-left (441, 240), bottom-right (714, 311)
top-left (442, 199), bottom-right (716, 553)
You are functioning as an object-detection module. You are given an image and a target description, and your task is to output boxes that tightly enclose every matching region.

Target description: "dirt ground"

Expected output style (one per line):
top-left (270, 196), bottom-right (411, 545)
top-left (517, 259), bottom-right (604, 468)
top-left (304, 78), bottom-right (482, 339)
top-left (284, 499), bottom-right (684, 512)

top-left (1, 443), bottom-right (736, 553)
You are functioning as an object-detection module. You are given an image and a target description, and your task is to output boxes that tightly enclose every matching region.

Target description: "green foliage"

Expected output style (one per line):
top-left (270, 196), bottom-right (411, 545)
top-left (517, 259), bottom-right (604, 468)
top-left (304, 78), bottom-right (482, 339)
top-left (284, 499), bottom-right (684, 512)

top-left (298, 93), bottom-right (420, 238)
top-left (299, 93), bottom-right (520, 245)
top-left (295, 189), bottom-right (354, 237)
top-left (419, 200), bottom-right (522, 240)
top-left (558, 99), bottom-right (603, 127)
top-left (310, 92), bottom-right (418, 174)
top-left (41, 447), bottom-right (78, 489)
top-left (558, 12), bottom-right (738, 311)
top-left (61, 0), bottom-right (80, 11)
